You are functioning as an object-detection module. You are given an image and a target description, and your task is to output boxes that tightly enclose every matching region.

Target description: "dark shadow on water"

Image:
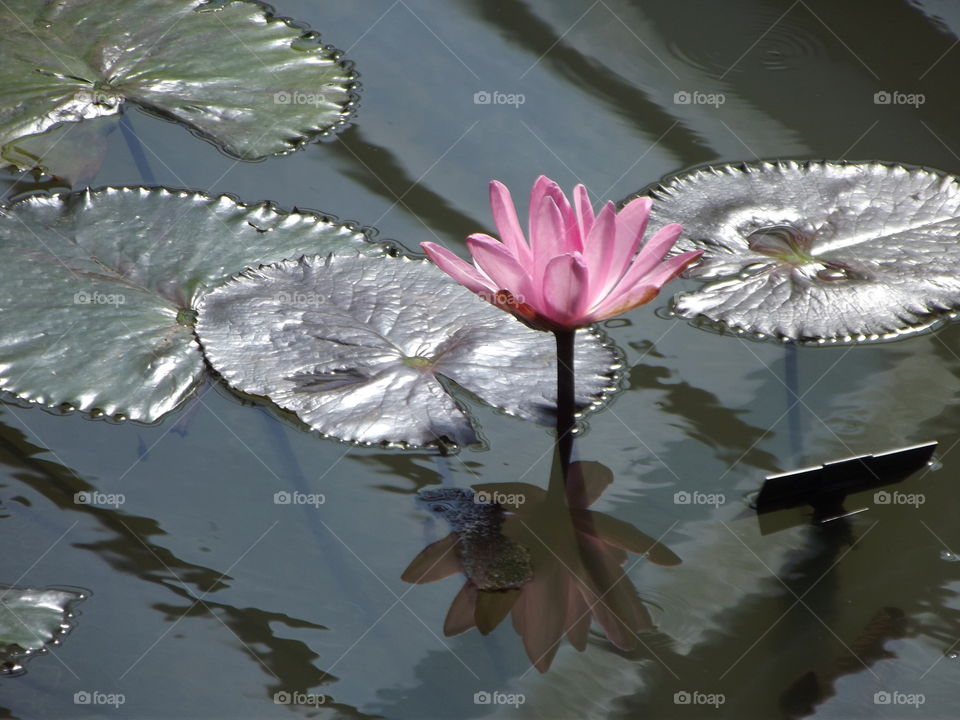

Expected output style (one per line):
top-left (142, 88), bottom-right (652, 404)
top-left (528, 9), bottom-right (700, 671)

top-left (0, 409), bottom-right (374, 715)
top-left (329, 127), bottom-right (482, 249)
top-left (464, 0), bottom-right (712, 169)
top-left (629, 362), bottom-right (780, 472)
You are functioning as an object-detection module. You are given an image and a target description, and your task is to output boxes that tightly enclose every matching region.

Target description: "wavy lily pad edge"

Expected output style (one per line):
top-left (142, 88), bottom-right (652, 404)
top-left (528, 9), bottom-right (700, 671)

top-left (194, 254), bottom-right (627, 452)
top-left (0, 184), bottom-right (396, 424)
top-left (0, 585), bottom-right (88, 676)
top-left (630, 158), bottom-right (960, 346)
top-left (142, 0), bottom-right (365, 160)
top-left (0, 0), bottom-right (364, 175)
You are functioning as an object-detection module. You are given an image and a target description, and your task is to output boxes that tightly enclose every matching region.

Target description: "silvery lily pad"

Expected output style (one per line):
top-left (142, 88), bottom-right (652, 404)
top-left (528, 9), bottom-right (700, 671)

top-left (647, 161), bottom-right (960, 343)
top-left (0, 0), bottom-right (355, 171)
top-left (0, 186), bottom-right (383, 422)
top-left (0, 586), bottom-right (86, 675)
top-left (196, 255), bottom-right (621, 447)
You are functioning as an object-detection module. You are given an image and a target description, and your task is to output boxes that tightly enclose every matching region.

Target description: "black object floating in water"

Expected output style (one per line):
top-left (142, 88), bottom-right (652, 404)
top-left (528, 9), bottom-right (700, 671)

top-left (754, 441), bottom-right (936, 534)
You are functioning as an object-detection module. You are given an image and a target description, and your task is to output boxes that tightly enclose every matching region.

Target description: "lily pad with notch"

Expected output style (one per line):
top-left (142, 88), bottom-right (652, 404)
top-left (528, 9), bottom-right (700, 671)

top-left (0, 186), bottom-right (385, 423)
top-left (0, 0), bottom-right (357, 177)
top-left (643, 161), bottom-right (960, 343)
top-left (195, 254), bottom-right (622, 448)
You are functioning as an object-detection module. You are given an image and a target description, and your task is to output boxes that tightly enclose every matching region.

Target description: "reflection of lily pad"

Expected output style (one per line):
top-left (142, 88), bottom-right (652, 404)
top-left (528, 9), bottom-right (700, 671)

top-left (196, 255), bottom-right (621, 447)
top-left (0, 0), bottom-right (356, 171)
top-left (0, 186), bottom-right (384, 422)
top-left (1, 586), bottom-right (86, 675)
top-left (1, 116), bottom-right (119, 186)
top-left (646, 161), bottom-right (960, 343)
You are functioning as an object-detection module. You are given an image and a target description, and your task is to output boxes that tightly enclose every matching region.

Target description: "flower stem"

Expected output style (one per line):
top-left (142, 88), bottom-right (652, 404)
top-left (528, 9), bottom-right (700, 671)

top-left (554, 328), bottom-right (576, 480)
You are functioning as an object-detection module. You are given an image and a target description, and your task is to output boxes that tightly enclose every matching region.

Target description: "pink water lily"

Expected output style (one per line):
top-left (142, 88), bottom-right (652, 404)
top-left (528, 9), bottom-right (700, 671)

top-left (421, 176), bottom-right (703, 330)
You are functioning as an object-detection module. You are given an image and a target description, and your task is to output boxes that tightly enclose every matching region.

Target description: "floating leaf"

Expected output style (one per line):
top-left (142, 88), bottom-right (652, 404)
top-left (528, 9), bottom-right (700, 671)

top-left (0, 186), bottom-right (384, 422)
top-left (646, 161), bottom-right (960, 343)
top-left (196, 255), bottom-right (621, 447)
top-left (0, 0), bottom-right (356, 169)
top-left (0, 586), bottom-right (86, 675)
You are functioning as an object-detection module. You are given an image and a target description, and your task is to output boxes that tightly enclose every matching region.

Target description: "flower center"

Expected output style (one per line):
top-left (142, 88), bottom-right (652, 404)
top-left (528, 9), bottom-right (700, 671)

top-left (402, 355), bottom-right (434, 369)
top-left (747, 224), bottom-right (816, 265)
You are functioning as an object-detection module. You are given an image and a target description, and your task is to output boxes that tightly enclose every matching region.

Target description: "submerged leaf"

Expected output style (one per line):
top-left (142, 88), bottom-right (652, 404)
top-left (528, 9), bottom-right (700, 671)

top-left (195, 255), bottom-right (621, 447)
top-left (1, 116), bottom-right (118, 186)
top-left (0, 186), bottom-right (383, 422)
top-left (0, 586), bottom-right (86, 675)
top-left (646, 161), bottom-right (960, 343)
top-left (0, 0), bottom-right (356, 170)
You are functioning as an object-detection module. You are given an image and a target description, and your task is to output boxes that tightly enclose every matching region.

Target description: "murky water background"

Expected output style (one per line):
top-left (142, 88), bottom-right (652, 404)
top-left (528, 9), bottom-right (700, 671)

top-left (4, 1), bottom-right (960, 717)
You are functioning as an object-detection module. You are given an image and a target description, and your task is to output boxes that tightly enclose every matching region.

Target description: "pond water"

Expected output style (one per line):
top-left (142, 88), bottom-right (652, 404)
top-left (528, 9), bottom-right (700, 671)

top-left (4, 0), bottom-right (960, 718)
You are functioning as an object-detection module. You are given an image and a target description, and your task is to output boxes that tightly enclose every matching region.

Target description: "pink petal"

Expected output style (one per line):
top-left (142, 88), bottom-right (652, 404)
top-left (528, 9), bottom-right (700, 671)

top-left (573, 184), bottom-right (595, 238)
top-left (589, 249), bottom-right (702, 320)
top-left (489, 180), bottom-right (532, 264)
top-left (530, 176), bottom-right (580, 255)
top-left (528, 175), bottom-right (553, 241)
top-left (640, 248), bottom-right (703, 288)
top-left (421, 242), bottom-right (496, 296)
top-left (466, 233), bottom-right (537, 306)
top-left (587, 283), bottom-right (660, 321)
top-left (586, 224), bottom-right (683, 312)
top-left (612, 197), bottom-right (653, 273)
top-left (531, 195), bottom-right (565, 287)
top-left (581, 201), bottom-right (617, 295)
top-left (584, 197), bottom-right (653, 304)
top-left (622, 223), bottom-right (683, 285)
top-left (542, 252), bottom-right (590, 327)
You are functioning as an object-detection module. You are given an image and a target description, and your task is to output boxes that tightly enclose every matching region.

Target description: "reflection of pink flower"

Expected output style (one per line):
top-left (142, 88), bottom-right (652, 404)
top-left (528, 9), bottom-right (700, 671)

top-left (421, 176), bottom-right (702, 331)
top-left (402, 462), bottom-right (680, 672)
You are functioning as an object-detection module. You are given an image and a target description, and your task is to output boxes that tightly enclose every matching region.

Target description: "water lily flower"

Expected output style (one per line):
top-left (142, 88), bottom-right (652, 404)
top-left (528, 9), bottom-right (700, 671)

top-left (421, 176), bottom-right (703, 331)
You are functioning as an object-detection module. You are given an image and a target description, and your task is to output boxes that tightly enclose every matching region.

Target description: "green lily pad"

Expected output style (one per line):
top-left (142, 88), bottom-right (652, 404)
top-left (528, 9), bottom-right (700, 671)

top-left (0, 186), bottom-right (384, 422)
top-left (0, 0), bottom-right (356, 173)
top-left (196, 254), bottom-right (622, 447)
top-left (646, 161), bottom-right (960, 343)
